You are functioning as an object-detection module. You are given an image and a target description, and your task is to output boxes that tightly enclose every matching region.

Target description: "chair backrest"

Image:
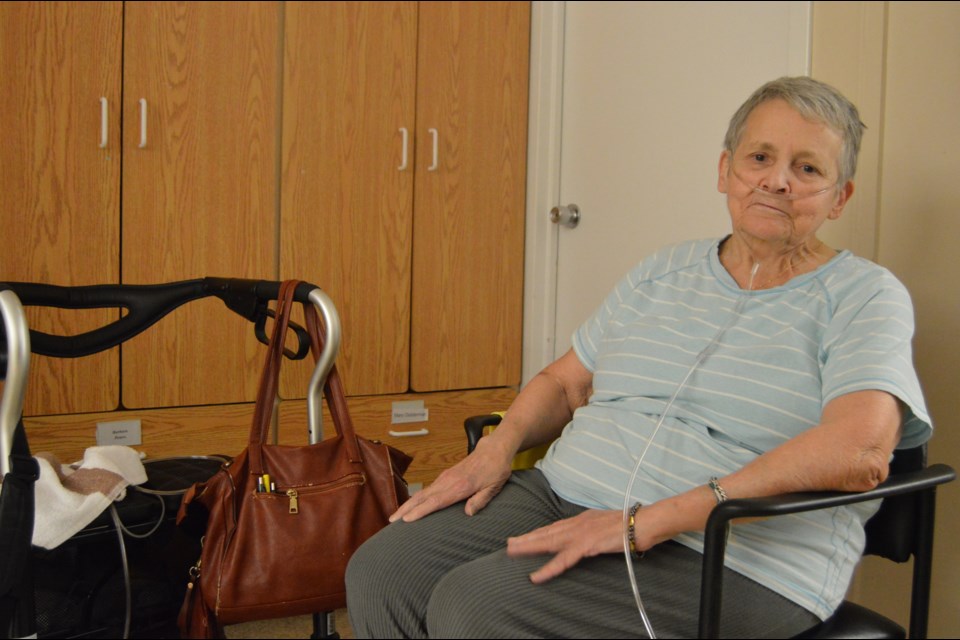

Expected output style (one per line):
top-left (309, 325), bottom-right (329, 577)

top-left (845, 443), bottom-right (942, 640)
top-left (803, 444), bottom-right (948, 638)
top-left (863, 445), bottom-right (926, 562)
top-left (700, 441), bottom-right (954, 639)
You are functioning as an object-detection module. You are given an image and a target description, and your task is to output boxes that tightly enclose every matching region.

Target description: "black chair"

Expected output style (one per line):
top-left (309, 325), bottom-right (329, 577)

top-left (464, 414), bottom-right (956, 639)
top-left (700, 444), bottom-right (955, 639)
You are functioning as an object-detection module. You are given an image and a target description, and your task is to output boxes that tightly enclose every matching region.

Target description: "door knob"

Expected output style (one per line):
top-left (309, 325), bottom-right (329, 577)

top-left (549, 204), bottom-right (580, 228)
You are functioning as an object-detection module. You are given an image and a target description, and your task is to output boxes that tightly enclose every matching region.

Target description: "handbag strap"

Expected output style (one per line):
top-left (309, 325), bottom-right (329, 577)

top-left (248, 281), bottom-right (363, 475)
top-left (249, 280), bottom-right (295, 449)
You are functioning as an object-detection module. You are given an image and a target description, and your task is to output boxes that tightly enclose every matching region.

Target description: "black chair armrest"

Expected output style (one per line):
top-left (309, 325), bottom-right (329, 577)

top-left (698, 463), bottom-right (956, 638)
top-left (464, 414), bottom-right (504, 455)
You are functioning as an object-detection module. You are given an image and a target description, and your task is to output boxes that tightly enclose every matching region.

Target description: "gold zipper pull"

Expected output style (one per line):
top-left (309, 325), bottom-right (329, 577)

top-left (287, 488), bottom-right (299, 514)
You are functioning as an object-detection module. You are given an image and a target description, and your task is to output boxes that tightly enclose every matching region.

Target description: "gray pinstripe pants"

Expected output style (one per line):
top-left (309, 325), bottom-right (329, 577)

top-left (345, 470), bottom-right (818, 638)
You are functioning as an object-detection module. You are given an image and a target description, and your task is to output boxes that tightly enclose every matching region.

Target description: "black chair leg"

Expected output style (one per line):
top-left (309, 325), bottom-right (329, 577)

top-left (311, 611), bottom-right (339, 639)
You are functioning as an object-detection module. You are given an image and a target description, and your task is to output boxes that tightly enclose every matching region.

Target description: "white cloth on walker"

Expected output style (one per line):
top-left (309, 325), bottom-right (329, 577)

top-left (33, 445), bottom-right (147, 549)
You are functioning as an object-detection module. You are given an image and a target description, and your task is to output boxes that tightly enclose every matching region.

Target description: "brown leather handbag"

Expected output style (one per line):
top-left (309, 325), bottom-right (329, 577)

top-left (177, 281), bottom-right (411, 637)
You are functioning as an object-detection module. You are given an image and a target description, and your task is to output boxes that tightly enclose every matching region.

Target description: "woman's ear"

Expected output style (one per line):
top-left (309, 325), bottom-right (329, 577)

top-left (717, 151), bottom-right (730, 194)
top-left (828, 180), bottom-right (855, 219)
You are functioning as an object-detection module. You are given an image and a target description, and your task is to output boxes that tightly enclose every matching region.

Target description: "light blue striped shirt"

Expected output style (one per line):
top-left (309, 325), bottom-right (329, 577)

top-left (537, 237), bottom-right (931, 619)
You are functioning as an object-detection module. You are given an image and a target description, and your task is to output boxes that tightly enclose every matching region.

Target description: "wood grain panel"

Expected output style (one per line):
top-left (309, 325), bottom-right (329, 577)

top-left (24, 403), bottom-right (258, 463)
top-left (280, 1), bottom-right (417, 397)
top-left (0, 1), bottom-right (122, 415)
top-left (24, 387), bottom-right (518, 487)
top-left (279, 386), bottom-right (518, 487)
top-left (411, 1), bottom-right (530, 391)
top-left (120, 2), bottom-right (281, 408)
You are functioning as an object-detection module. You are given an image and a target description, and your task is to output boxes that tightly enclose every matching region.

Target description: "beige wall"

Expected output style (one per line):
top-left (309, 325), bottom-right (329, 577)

top-left (813, 2), bottom-right (960, 637)
top-left (523, 2), bottom-right (958, 633)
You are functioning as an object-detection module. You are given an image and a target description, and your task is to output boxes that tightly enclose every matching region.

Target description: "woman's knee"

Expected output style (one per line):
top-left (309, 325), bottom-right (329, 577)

top-left (425, 552), bottom-right (542, 638)
top-left (424, 564), bottom-right (488, 637)
top-left (347, 525), bottom-right (392, 595)
top-left (347, 520), bottom-right (466, 638)
top-left (346, 525), bottom-right (419, 637)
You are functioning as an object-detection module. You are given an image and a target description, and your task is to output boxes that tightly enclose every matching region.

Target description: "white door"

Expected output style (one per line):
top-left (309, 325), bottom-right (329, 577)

top-left (525, 2), bottom-right (812, 371)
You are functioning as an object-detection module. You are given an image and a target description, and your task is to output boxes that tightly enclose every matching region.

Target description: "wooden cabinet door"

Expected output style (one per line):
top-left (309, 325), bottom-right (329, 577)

top-left (410, 1), bottom-right (530, 391)
top-left (0, 1), bottom-right (122, 416)
top-left (121, 1), bottom-right (280, 408)
top-left (280, 1), bottom-right (417, 398)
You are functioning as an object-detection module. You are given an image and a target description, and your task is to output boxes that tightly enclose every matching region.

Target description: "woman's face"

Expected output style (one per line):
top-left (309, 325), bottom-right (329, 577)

top-left (717, 99), bottom-right (854, 250)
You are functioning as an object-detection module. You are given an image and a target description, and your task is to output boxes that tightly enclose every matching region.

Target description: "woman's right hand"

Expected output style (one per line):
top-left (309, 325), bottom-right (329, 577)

top-left (390, 350), bottom-right (592, 523)
top-left (389, 433), bottom-right (516, 522)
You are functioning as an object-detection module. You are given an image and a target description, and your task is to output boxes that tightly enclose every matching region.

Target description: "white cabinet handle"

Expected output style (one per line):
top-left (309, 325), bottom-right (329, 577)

top-left (428, 128), bottom-right (438, 171)
top-left (398, 127), bottom-right (409, 171)
top-left (99, 97), bottom-right (108, 148)
top-left (138, 98), bottom-right (148, 148)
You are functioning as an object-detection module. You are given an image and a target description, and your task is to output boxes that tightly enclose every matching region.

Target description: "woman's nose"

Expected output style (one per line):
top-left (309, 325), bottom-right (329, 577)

top-left (758, 165), bottom-right (791, 194)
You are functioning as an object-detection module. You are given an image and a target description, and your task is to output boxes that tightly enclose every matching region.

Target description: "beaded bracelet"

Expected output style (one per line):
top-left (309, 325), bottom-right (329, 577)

top-left (627, 501), bottom-right (644, 559)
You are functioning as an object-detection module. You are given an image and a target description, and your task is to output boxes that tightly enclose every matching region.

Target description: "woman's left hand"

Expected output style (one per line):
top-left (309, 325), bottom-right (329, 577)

top-left (505, 509), bottom-right (625, 584)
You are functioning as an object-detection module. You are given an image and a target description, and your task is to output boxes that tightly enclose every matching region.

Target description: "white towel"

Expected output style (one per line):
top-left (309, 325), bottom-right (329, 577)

top-left (33, 445), bottom-right (147, 550)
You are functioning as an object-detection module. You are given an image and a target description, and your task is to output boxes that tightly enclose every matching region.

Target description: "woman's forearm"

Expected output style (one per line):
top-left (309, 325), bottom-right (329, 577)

top-left (485, 349), bottom-right (593, 457)
top-left (723, 389), bottom-right (903, 496)
top-left (635, 390), bottom-right (904, 549)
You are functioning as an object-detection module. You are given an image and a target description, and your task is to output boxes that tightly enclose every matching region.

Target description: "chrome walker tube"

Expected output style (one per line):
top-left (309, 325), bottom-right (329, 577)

top-left (305, 287), bottom-right (341, 446)
top-left (0, 289), bottom-right (30, 477)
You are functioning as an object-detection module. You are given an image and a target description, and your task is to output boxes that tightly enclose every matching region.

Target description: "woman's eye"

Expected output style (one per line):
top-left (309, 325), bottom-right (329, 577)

top-left (799, 164), bottom-right (820, 175)
top-left (752, 153), bottom-right (767, 163)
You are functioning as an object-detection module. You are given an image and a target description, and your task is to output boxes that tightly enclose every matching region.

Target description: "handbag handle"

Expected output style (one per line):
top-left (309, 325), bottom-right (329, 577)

top-left (248, 281), bottom-right (362, 475)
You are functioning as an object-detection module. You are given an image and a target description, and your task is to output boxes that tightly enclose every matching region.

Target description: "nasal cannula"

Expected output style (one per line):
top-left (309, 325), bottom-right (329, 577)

top-left (621, 262), bottom-right (760, 638)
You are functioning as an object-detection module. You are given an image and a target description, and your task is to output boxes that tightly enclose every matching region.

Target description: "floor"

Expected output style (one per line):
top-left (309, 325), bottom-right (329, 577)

top-left (225, 609), bottom-right (354, 639)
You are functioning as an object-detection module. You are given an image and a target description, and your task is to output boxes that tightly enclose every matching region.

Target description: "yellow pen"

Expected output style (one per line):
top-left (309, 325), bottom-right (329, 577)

top-left (262, 473), bottom-right (271, 493)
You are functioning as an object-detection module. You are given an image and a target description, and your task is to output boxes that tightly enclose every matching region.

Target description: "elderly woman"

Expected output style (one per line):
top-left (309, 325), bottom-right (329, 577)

top-left (345, 77), bottom-right (931, 638)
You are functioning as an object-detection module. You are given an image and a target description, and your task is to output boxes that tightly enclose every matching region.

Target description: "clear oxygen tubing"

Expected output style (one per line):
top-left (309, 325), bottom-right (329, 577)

top-left (729, 162), bottom-right (838, 201)
top-left (620, 262), bottom-right (760, 639)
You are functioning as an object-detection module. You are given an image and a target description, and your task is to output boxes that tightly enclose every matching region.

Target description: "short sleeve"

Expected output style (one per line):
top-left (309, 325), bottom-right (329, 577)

top-left (820, 269), bottom-right (932, 448)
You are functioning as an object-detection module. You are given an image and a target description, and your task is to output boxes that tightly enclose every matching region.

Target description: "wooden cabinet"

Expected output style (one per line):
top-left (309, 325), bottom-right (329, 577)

top-left (1, 1), bottom-right (280, 412)
top-left (120, 1), bottom-right (281, 409)
top-left (280, 1), bottom-right (529, 396)
top-left (280, 1), bottom-right (417, 397)
top-left (0, 1), bottom-right (122, 416)
top-left (410, 2), bottom-right (528, 392)
top-left (3, 1), bottom-right (529, 484)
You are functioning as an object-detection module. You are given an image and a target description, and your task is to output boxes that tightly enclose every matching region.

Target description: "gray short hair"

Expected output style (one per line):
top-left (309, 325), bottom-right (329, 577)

top-left (723, 76), bottom-right (866, 185)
